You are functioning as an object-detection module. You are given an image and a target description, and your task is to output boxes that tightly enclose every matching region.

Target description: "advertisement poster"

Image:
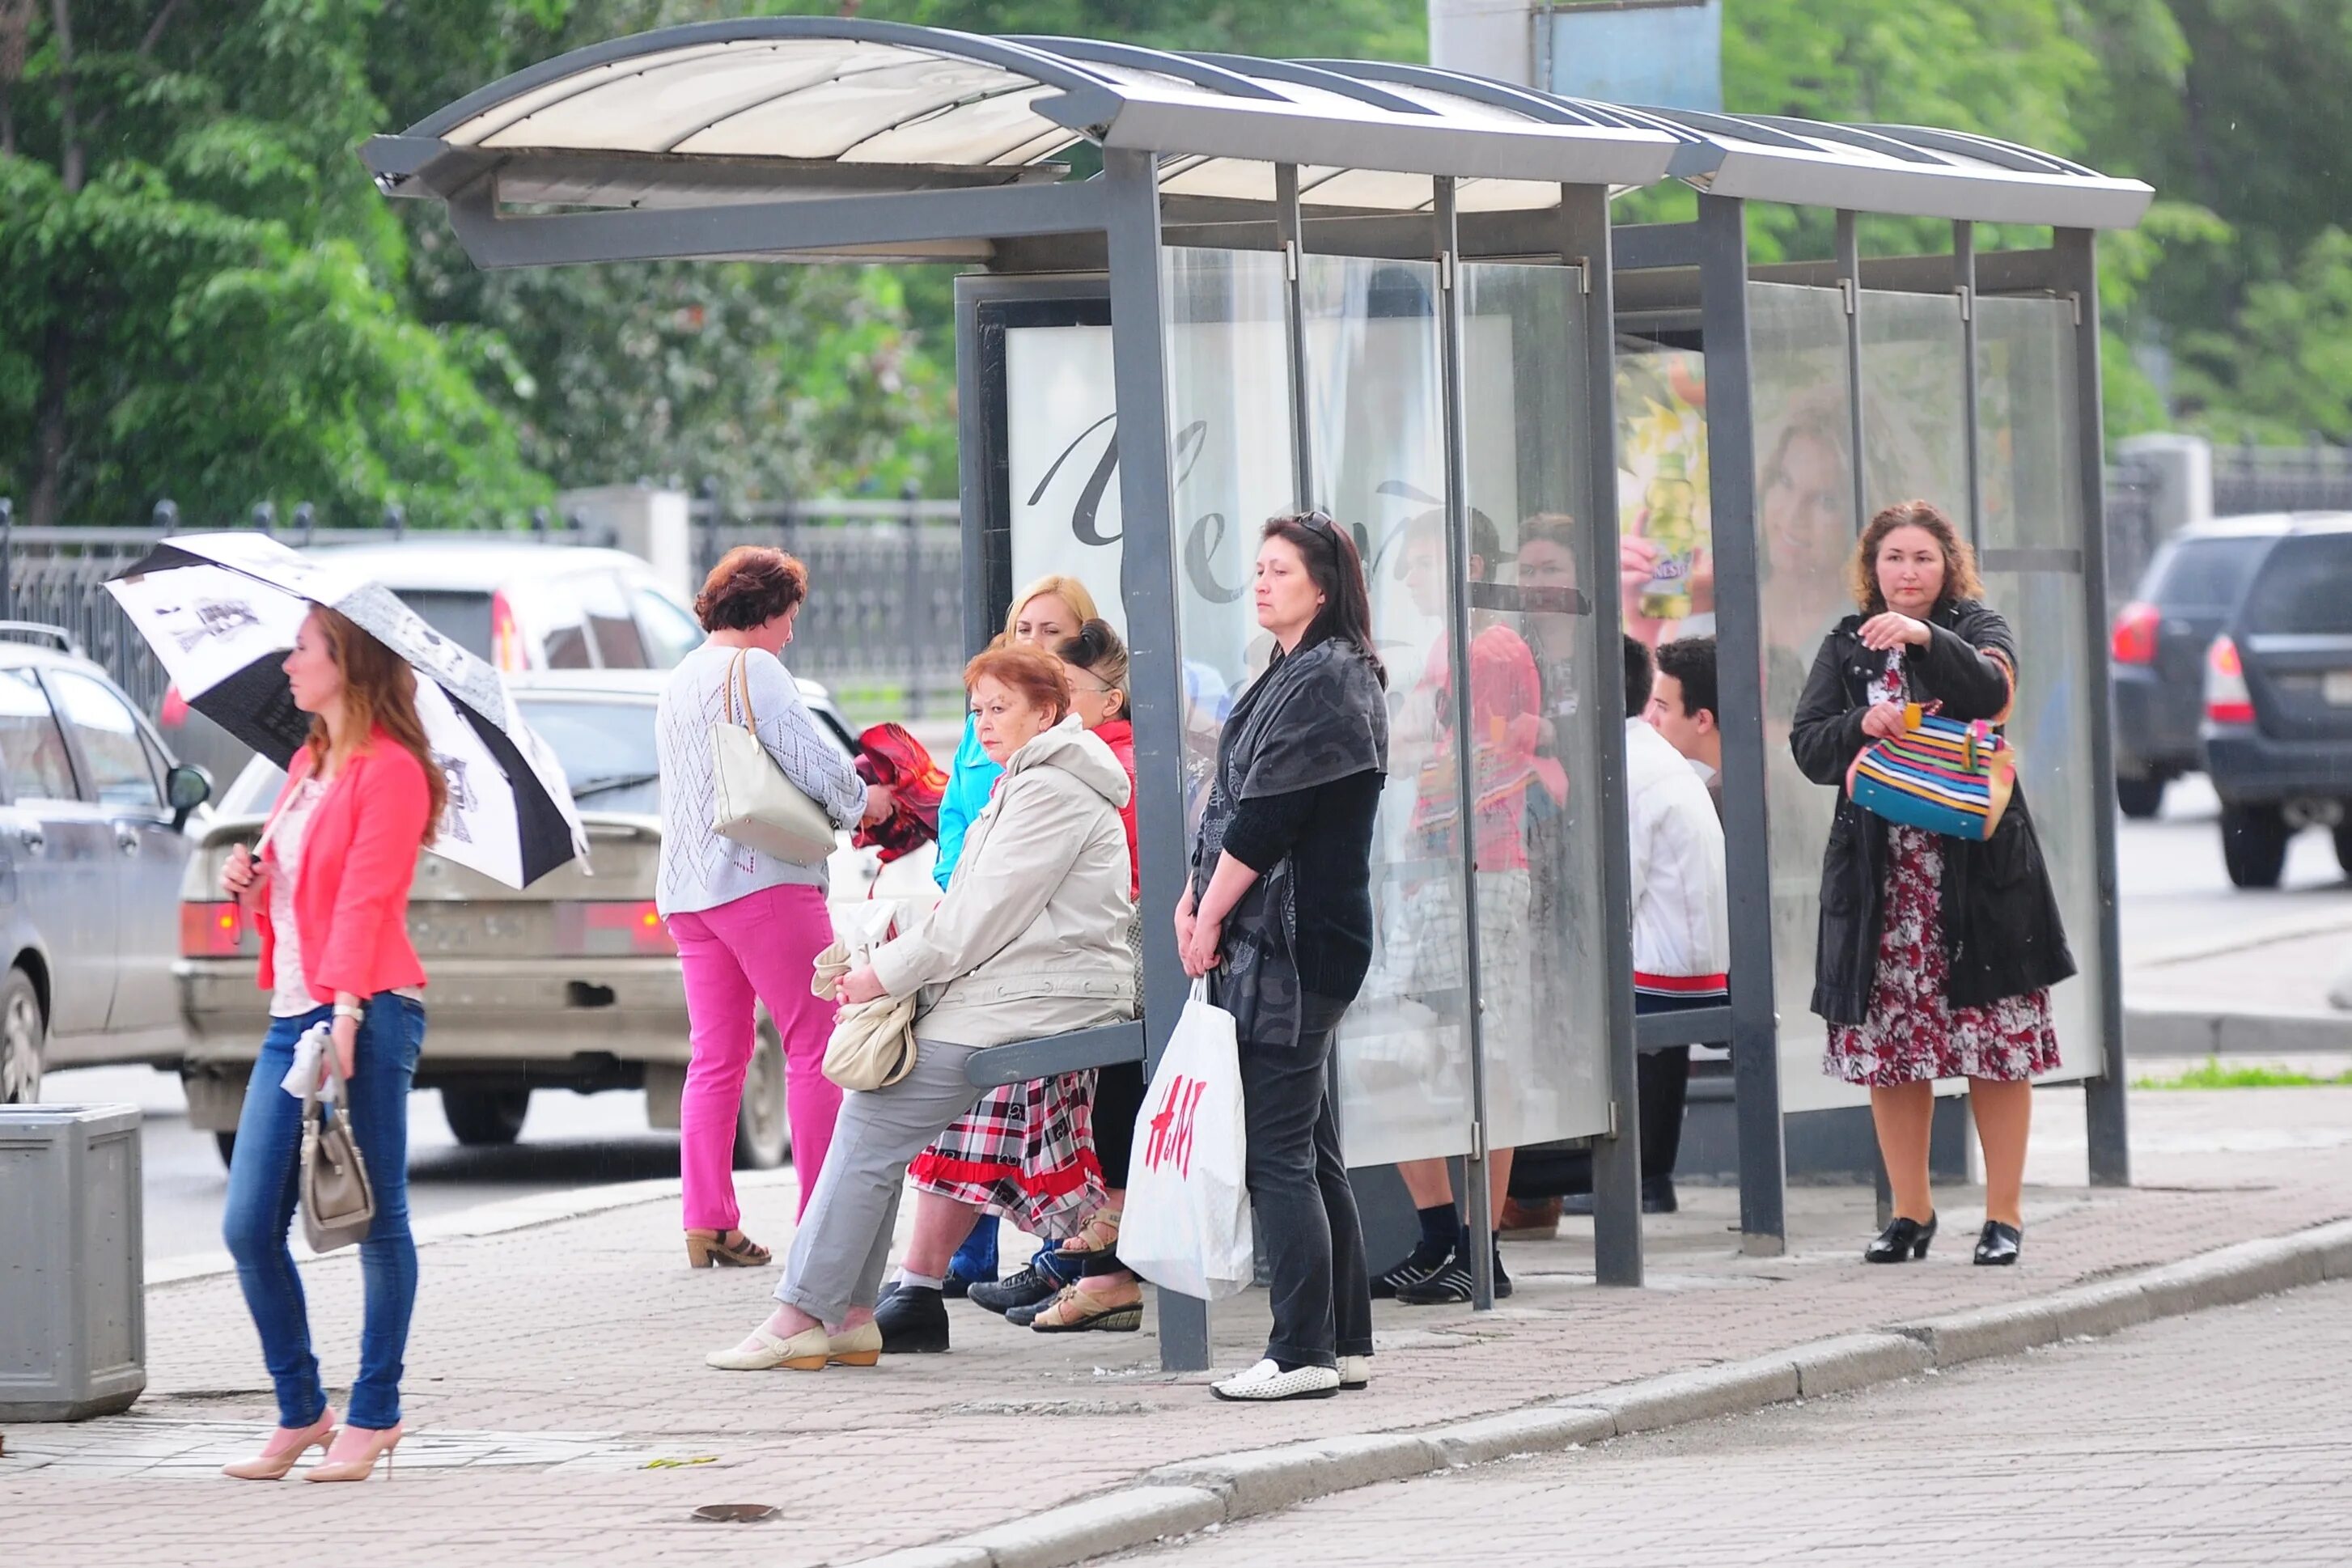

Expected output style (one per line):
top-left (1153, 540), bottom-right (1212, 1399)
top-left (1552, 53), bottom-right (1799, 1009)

top-left (1616, 348), bottom-right (1714, 635)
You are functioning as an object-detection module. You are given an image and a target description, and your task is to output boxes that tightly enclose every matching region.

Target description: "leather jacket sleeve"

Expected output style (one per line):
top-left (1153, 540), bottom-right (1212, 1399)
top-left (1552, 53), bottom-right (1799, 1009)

top-left (1790, 633), bottom-right (1868, 786)
top-left (1916, 616), bottom-right (2015, 722)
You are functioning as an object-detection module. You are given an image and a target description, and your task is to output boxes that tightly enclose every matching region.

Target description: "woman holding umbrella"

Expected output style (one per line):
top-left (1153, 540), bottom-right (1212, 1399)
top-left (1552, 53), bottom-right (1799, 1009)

top-left (217, 605), bottom-right (445, 1484)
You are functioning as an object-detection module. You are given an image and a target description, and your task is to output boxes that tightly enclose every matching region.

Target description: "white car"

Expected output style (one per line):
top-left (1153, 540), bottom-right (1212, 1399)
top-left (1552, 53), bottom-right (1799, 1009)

top-left (155, 540), bottom-right (706, 785)
top-left (172, 670), bottom-right (937, 1167)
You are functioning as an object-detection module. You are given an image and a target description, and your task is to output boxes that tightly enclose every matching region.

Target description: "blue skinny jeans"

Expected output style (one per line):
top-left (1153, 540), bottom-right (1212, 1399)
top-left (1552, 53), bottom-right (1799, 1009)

top-left (221, 994), bottom-right (426, 1431)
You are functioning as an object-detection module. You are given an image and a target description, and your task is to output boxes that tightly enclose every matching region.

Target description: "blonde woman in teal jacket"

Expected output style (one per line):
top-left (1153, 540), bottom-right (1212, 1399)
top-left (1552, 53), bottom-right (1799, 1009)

top-left (926, 575), bottom-right (1100, 1300)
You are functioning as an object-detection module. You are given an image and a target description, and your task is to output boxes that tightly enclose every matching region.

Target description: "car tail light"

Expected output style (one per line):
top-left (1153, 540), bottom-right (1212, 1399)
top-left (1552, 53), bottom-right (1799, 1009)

top-left (160, 683), bottom-right (191, 727)
top-left (182, 900), bottom-right (244, 958)
top-left (2206, 635), bottom-right (2256, 725)
top-left (554, 900), bottom-right (675, 956)
top-left (491, 590), bottom-right (523, 672)
top-left (2111, 601), bottom-right (2161, 666)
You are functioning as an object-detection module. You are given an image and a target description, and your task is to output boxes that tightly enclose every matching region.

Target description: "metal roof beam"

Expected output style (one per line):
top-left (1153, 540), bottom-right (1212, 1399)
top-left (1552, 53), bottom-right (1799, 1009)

top-left (437, 168), bottom-right (1106, 268)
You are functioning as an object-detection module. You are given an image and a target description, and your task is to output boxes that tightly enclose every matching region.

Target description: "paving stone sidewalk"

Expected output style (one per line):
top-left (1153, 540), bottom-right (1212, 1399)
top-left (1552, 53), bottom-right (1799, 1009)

top-left (6, 1083), bottom-right (2351, 1568)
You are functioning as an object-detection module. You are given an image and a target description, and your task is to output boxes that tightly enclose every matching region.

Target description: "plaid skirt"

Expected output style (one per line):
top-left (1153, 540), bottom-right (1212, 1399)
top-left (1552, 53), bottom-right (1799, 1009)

top-left (909, 1071), bottom-right (1105, 1239)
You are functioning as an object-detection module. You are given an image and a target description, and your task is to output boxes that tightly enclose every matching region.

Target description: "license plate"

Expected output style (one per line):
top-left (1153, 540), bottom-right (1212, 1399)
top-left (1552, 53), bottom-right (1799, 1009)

top-left (2325, 672), bottom-right (2352, 706)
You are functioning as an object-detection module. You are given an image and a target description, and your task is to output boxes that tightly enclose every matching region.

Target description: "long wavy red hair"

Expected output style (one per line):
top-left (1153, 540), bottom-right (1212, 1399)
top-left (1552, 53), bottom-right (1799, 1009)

top-left (302, 606), bottom-right (447, 843)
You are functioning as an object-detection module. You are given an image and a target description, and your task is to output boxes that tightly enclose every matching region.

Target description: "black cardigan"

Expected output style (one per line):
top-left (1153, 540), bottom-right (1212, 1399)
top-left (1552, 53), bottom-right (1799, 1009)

top-left (1218, 769), bottom-right (1384, 1006)
top-left (1789, 598), bottom-right (2076, 1023)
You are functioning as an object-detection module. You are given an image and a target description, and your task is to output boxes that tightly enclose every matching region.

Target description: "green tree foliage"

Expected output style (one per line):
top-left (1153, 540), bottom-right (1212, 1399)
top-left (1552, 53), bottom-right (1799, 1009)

top-left (0, 0), bottom-right (551, 528)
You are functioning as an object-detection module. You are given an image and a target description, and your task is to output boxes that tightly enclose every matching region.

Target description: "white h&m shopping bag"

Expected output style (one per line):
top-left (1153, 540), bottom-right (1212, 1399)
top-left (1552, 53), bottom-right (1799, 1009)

top-left (1117, 980), bottom-right (1254, 1301)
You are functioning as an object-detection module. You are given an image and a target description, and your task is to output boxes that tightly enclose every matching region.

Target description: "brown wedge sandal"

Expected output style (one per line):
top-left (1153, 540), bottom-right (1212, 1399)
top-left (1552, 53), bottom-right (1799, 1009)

top-left (685, 1228), bottom-right (773, 1268)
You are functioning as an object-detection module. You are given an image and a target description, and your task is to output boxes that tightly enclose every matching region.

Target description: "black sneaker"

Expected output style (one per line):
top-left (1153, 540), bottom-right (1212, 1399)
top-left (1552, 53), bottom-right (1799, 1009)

top-left (874, 1284), bottom-right (951, 1354)
top-left (968, 1263), bottom-right (1063, 1317)
top-left (1561, 1179), bottom-right (1679, 1217)
top-left (1370, 1243), bottom-right (1451, 1300)
top-left (1393, 1244), bottom-right (1513, 1306)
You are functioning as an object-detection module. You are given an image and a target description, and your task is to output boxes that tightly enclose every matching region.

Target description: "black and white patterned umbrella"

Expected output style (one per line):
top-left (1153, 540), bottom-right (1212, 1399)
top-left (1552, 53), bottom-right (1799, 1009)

top-left (107, 532), bottom-right (587, 888)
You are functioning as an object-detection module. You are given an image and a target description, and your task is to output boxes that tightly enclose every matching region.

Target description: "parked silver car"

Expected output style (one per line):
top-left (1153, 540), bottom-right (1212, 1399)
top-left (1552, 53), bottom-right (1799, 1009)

top-left (174, 669), bottom-right (935, 1165)
top-left (0, 624), bottom-right (212, 1103)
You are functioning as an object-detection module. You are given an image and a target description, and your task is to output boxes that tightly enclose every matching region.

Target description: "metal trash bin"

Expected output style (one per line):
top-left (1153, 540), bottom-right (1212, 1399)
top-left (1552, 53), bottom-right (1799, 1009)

top-left (0, 1104), bottom-right (145, 1420)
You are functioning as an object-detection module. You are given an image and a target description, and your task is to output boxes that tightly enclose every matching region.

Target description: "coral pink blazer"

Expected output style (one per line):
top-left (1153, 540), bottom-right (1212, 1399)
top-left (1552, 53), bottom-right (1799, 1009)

top-left (251, 731), bottom-right (433, 1003)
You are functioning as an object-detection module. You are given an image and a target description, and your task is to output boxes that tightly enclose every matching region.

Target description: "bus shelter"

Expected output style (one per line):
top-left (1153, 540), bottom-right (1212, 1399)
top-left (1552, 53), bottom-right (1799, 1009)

top-left (365, 17), bottom-right (1676, 1367)
top-left (1583, 110), bottom-right (2154, 1251)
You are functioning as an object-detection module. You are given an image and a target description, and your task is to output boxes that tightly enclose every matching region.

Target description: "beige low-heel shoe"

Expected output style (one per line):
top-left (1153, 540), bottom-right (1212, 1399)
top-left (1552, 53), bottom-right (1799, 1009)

top-left (706, 1324), bottom-right (831, 1371)
top-left (826, 1320), bottom-right (883, 1367)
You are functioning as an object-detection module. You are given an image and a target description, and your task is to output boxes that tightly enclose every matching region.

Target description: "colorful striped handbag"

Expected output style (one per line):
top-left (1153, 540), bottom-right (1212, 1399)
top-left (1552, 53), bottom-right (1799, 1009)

top-left (1846, 701), bottom-right (2017, 841)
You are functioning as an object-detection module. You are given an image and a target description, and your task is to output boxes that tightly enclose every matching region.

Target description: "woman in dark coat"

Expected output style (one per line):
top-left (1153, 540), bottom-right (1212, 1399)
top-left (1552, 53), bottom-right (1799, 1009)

top-left (1791, 500), bottom-right (2074, 1268)
top-left (1178, 511), bottom-right (1388, 1402)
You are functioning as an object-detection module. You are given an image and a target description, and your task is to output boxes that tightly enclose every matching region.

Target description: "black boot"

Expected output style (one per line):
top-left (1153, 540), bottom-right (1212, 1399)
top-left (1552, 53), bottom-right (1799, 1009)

top-left (873, 1284), bottom-right (951, 1353)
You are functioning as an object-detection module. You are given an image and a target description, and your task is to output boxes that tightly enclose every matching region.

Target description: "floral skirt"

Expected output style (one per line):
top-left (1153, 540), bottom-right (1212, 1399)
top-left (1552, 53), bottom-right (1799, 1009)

top-left (908, 1072), bottom-right (1104, 1240)
top-left (1824, 825), bottom-right (2061, 1087)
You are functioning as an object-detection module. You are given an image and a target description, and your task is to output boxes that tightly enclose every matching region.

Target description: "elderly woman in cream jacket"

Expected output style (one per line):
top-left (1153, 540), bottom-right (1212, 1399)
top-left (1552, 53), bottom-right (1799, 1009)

top-left (707, 644), bottom-right (1136, 1371)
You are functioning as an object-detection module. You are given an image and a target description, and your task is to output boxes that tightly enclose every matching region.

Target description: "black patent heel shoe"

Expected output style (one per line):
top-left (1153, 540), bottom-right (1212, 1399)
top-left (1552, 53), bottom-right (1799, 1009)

top-left (1973, 1220), bottom-right (2022, 1266)
top-left (1863, 1213), bottom-right (1937, 1263)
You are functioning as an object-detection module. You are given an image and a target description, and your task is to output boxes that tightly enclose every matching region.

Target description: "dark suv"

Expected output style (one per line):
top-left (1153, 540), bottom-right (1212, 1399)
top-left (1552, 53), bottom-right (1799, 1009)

top-left (2200, 514), bottom-right (2352, 887)
top-left (2110, 514), bottom-right (2291, 817)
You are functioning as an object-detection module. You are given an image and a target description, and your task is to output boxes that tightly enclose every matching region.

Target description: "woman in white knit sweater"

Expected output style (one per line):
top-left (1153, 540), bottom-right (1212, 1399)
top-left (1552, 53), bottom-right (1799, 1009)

top-left (657, 547), bottom-right (885, 1270)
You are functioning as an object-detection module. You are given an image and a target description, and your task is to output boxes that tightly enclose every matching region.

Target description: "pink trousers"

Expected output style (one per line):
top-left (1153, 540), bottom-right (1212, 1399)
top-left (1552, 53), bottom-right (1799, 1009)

top-left (667, 883), bottom-right (842, 1228)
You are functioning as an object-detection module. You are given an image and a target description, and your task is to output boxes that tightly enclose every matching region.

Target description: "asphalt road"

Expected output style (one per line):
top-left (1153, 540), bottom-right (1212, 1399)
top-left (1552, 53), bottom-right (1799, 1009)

top-left (2117, 773), bottom-right (2351, 955)
top-left (41, 769), bottom-right (2352, 1268)
top-left (42, 1062), bottom-right (676, 1264)
top-left (1117, 1280), bottom-right (2352, 1568)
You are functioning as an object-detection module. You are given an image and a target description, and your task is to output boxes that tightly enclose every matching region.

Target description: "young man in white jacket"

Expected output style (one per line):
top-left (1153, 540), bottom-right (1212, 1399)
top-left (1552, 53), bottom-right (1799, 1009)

top-left (1502, 636), bottom-right (1730, 1230)
top-left (1617, 634), bottom-right (1729, 1213)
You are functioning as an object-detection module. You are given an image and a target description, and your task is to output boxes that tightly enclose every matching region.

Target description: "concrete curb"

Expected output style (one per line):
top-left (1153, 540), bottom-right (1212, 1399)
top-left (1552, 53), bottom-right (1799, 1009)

top-left (857, 1215), bottom-right (2352, 1568)
top-left (2125, 1004), bottom-right (2352, 1059)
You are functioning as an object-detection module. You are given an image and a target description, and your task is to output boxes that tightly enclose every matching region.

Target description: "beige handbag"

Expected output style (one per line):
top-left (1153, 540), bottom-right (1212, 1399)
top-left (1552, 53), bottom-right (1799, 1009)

top-left (710, 650), bottom-right (837, 866)
top-left (810, 934), bottom-right (918, 1091)
top-left (299, 1022), bottom-right (375, 1253)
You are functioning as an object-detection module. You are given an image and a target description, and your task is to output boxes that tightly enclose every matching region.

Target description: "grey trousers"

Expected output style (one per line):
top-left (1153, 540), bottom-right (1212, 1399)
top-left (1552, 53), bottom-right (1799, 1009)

top-left (773, 1039), bottom-right (981, 1325)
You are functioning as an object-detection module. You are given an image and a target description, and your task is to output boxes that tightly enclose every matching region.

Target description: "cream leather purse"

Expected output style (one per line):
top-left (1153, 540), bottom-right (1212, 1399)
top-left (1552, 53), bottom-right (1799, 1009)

top-left (710, 650), bottom-right (836, 866)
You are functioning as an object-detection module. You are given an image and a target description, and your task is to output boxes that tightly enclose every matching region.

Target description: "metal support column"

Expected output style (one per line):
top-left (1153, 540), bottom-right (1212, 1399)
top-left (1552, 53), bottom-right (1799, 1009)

top-left (1835, 210), bottom-right (1867, 531)
top-left (1103, 148), bottom-right (1214, 1367)
top-left (2060, 226), bottom-right (2133, 1189)
top-left (1275, 165), bottom-right (1315, 509)
top-left (1955, 222), bottom-right (1982, 550)
top-left (1696, 193), bottom-right (1788, 1255)
top-left (1562, 184), bottom-right (1645, 1287)
top-left (1434, 178), bottom-right (1497, 1310)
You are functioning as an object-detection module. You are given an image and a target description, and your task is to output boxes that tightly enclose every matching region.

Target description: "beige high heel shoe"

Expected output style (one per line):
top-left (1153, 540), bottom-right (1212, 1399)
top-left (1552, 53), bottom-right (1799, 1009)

top-left (221, 1410), bottom-right (337, 1481)
top-left (303, 1423), bottom-right (405, 1482)
top-left (685, 1228), bottom-right (772, 1268)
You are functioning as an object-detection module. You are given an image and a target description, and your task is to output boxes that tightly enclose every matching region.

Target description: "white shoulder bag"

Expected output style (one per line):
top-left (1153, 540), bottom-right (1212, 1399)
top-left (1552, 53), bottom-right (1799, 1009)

top-left (710, 649), bottom-right (837, 866)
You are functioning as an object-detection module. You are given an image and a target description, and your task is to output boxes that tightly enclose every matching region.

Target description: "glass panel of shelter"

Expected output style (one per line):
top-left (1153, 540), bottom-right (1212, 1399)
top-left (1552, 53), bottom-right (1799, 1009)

top-left (1975, 295), bottom-right (2105, 1083)
top-left (1456, 261), bottom-right (1615, 1149)
top-left (1746, 280), bottom-right (1868, 1116)
top-left (1295, 252), bottom-right (1481, 1168)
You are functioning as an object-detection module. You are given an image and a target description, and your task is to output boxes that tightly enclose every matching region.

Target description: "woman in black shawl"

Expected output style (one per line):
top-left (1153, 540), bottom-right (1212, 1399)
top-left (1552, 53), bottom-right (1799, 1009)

top-left (1179, 511), bottom-right (1389, 1403)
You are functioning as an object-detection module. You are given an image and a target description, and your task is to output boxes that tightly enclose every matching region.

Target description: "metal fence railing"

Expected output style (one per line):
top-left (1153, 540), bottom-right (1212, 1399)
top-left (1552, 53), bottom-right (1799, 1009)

top-left (688, 494), bottom-right (964, 717)
top-left (2102, 456), bottom-right (2163, 600)
top-left (0, 502), bottom-right (608, 718)
top-left (2212, 442), bottom-right (2352, 518)
top-left (0, 494), bottom-right (968, 722)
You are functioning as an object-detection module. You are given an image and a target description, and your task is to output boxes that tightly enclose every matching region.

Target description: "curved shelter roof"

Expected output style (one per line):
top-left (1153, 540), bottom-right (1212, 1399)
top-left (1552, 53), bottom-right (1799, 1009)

top-left (362, 18), bottom-right (2151, 251)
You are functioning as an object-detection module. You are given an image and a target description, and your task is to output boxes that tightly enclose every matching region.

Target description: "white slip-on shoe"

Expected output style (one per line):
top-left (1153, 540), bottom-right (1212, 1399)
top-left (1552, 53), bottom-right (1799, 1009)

top-left (1337, 1354), bottom-right (1372, 1391)
top-left (705, 1324), bottom-right (831, 1371)
top-left (1211, 1358), bottom-right (1342, 1402)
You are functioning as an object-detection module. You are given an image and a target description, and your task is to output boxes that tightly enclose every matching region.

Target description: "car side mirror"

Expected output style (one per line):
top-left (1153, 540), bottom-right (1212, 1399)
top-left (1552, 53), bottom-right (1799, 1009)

top-left (167, 762), bottom-right (213, 828)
